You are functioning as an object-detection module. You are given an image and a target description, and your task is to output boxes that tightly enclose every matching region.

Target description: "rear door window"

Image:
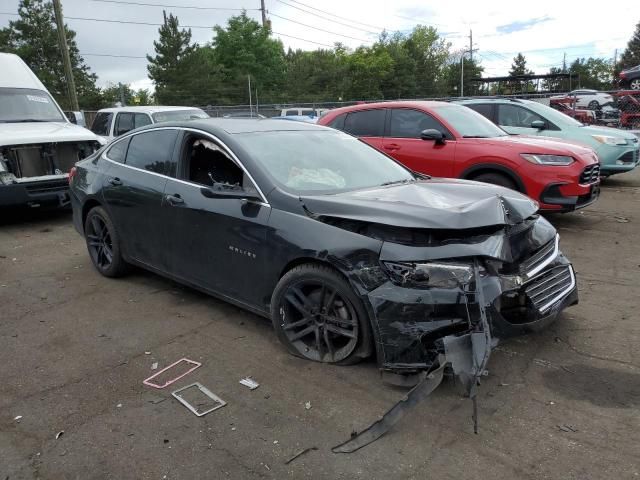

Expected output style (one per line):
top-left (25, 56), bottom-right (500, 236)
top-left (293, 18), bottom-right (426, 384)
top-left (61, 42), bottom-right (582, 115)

top-left (134, 113), bottom-right (152, 129)
top-left (497, 104), bottom-right (545, 128)
top-left (115, 112), bottom-right (134, 136)
top-left (343, 109), bottom-right (385, 136)
top-left (91, 112), bottom-right (113, 136)
top-left (465, 103), bottom-right (494, 121)
top-left (389, 109), bottom-right (446, 138)
top-left (125, 130), bottom-right (179, 175)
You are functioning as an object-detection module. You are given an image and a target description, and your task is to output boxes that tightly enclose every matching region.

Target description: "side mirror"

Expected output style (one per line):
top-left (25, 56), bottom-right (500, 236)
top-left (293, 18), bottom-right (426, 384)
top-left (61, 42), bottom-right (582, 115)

top-left (531, 120), bottom-right (546, 130)
top-left (420, 129), bottom-right (446, 145)
top-left (200, 186), bottom-right (260, 202)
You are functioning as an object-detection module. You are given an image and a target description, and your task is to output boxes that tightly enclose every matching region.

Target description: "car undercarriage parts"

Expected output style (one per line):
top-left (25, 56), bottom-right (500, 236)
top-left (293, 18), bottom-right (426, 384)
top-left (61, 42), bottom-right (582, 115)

top-left (333, 260), bottom-right (494, 453)
top-left (171, 382), bottom-right (227, 417)
top-left (142, 358), bottom-right (202, 389)
top-left (332, 356), bottom-right (447, 454)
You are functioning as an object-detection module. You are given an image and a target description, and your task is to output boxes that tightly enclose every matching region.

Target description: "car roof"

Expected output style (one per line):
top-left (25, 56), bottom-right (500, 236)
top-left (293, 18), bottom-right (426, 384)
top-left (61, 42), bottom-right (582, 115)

top-left (325, 100), bottom-right (452, 116)
top-left (133, 117), bottom-right (330, 135)
top-left (456, 98), bottom-right (537, 105)
top-left (97, 106), bottom-right (204, 114)
top-left (0, 53), bottom-right (48, 90)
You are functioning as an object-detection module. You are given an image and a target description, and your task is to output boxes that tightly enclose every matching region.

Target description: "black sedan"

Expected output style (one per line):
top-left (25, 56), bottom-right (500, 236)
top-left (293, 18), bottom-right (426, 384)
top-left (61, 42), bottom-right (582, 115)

top-left (70, 119), bottom-right (577, 386)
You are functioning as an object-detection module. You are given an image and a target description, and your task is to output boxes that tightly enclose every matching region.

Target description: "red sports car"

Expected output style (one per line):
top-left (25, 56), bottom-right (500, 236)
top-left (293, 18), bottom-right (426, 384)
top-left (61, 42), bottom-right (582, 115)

top-left (318, 101), bottom-right (600, 212)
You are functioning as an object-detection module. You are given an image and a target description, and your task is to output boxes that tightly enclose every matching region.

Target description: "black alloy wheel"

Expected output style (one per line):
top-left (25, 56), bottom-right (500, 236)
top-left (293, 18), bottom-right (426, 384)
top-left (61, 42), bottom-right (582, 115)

top-left (84, 206), bottom-right (127, 277)
top-left (272, 264), bottom-right (371, 364)
top-left (588, 100), bottom-right (600, 110)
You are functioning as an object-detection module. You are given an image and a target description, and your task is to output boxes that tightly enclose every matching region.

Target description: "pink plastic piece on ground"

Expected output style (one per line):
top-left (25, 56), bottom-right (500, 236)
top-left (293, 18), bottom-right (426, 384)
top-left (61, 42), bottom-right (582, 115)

top-left (142, 358), bottom-right (202, 389)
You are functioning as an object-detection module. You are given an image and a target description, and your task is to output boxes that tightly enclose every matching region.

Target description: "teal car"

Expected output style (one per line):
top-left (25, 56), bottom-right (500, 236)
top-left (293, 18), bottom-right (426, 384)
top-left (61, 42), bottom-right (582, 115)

top-left (457, 98), bottom-right (639, 177)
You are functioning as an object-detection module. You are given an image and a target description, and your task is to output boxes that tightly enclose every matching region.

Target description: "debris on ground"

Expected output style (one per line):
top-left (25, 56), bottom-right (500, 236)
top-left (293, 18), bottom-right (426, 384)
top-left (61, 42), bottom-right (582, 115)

top-left (151, 362), bottom-right (158, 370)
top-left (239, 377), bottom-right (259, 390)
top-left (55, 431), bottom-right (64, 439)
top-left (285, 446), bottom-right (318, 464)
top-left (116, 403), bottom-right (122, 408)
top-left (613, 216), bottom-right (630, 223)
top-left (304, 401), bottom-right (312, 410)
top-left (172, 382), bottom-right (226, 417)
top-left (14, 415), bottom-right (22, 422)
top-left (143, 358), bottom-right (202, 389)
top-left (557, 424), bottom-right (578, 432)
top-left (144, 351), bottom-right (151, 355)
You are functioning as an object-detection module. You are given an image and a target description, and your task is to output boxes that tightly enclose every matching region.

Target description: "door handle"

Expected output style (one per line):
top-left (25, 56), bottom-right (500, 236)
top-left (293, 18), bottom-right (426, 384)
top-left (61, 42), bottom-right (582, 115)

top-left (166, 194), bottom-right (184, 206)
top-left (384, 143), bottom-right (401, 151)
top-left (108, 177), bottom-right (122, 186)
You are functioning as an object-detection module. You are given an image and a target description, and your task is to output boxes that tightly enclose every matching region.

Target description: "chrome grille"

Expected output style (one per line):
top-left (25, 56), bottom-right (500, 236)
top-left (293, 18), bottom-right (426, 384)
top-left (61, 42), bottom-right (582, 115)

top-left (521, 235), bottom-right (558, 279)
top-left (525, 265), bottom-right (575, 313)
top-left (579, 164), bottom-right (600, 184)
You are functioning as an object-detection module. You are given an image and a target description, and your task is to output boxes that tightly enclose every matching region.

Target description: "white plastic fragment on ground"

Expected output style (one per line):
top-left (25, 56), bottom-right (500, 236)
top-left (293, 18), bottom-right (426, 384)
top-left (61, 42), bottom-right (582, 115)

top-left (305, 401), bottom-right (312, 410)
top-left (171, 382), bottom-right (227, 417)
top-left (151, 362), bottom-right (158, 370)
top-left (239, 377), bottom-right (260, 390)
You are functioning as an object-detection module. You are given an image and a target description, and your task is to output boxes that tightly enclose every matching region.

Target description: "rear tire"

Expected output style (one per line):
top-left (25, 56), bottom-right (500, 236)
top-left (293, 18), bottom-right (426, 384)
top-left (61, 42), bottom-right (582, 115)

top-left (84, 206), bottom-right (128, 278)
top-left (588, 100), bottom-right (600, 110)
top-left (271, 264), bottom-right (372, 365)
top-left (630, 79), bottom-right (640, 90)
top-left (472, 172), bottom-right (518, 191)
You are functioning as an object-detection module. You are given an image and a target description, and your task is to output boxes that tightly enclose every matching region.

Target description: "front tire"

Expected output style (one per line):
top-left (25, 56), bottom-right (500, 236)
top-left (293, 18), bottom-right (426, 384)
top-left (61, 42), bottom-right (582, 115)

top-left (472, 172), bottom-right (518, 191)
top-left (588, 100), bottom-right (600, 110)
top-left (630, 79), bottom-right (640, 90)
top-left (271, 264), bottom-right (372, 365)
top-left (84, 206), bottom-right (127, 277)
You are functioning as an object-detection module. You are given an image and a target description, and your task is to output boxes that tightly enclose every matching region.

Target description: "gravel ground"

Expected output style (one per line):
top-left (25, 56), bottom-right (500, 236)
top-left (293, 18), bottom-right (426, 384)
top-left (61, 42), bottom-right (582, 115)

top-left (1, 170), bottom-right (639, 480)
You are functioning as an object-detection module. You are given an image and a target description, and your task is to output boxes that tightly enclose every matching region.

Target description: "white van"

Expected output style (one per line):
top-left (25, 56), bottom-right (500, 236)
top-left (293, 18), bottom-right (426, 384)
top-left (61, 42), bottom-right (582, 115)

top-left (0, 53), bottom-right (104, 209)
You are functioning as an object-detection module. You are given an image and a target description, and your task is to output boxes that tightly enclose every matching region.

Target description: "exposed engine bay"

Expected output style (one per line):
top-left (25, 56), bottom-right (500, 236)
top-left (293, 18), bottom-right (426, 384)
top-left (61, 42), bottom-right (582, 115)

top-left (0, 141), bottom-right (99, 185)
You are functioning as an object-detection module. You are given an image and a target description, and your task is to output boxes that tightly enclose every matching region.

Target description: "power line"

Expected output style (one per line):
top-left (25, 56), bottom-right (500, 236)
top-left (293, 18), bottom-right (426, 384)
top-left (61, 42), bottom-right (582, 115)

top-left (274, 0), bottom-right (379, 35)
top-left (272, 30), bottom-right (334, 48)
top-left (88, 0), bottom-right (259, 11)
top-left (268, 12), bottom-right (371, 43)
top-left (82, 52), bottom-right (148, 58)
top-left (393, 13), bottom-right (449, 28)
top-left (283, 0), bottom-right (384, 31)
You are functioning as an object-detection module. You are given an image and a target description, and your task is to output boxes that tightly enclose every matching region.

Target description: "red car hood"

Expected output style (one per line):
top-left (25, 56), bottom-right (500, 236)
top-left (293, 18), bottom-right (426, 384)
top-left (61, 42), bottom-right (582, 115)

top-left (474, 135), bottom-right (597, 161)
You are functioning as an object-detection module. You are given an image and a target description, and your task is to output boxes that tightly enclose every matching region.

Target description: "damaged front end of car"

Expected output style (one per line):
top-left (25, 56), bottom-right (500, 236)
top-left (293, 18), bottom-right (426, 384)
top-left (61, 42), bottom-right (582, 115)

top-left (0, 140), bottom-right (100, 208)
top-left (301, 186), bottom-right (578, 452)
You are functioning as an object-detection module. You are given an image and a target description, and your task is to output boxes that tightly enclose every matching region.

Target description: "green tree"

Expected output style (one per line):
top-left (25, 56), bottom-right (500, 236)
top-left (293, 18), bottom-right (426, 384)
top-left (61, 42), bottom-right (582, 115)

top-left (147, 11), bottom-right (201, 104)
top-left (377, 31), bottom-right (417, 99)
top-left (134, 88), bottom-right (153, 106)
top-left (570, 57), bottom-right (614, 90)
top-left (618, 20), bottom-right (640, 70)
top-left (404, 26), bottom-right (451, 96)
top-left (212, 12), bottom-right (286, 103)
top-left (508, 53), bottom-right (535, 93)
top-left (101, 83), bottom-right (135, 107)
top-left (0, 0), bottom-right (101, 109)
top-left (442, 54), bottom-right (484, 96)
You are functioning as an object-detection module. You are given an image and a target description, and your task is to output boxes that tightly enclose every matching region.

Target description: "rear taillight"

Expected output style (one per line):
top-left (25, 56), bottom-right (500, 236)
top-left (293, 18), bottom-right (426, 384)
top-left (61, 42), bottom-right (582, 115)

top-left (620, 72), bottom-right (626, 78)
top-left (68, 166), bottom-right (77, 185)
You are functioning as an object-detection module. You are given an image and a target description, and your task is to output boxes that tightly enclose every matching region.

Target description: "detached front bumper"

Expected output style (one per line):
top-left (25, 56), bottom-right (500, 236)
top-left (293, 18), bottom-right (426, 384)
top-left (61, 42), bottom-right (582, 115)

top-left (0, 177), bottom-right (71, 208)
top-left (366, 252), bottom-right (577, 373)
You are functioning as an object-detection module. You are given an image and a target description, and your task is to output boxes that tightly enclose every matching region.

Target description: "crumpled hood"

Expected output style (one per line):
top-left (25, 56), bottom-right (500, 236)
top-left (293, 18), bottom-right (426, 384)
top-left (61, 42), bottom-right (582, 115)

top-left (301, 178), bottom-right (539, 230)
top-left (0, 122), bottom-right (100, 146)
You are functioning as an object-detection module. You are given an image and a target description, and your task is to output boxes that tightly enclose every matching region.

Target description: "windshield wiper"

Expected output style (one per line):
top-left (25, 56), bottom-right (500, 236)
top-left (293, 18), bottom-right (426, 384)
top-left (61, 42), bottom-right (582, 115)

top-left (380, 178), bottom-right (413, 187)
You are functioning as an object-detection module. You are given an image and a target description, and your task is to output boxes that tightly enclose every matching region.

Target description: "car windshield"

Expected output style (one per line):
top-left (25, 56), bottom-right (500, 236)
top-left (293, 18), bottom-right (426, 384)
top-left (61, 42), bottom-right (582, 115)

top-left (433, 104), bottom-right (508, 138)
top-left (236, 129), bottom-right (415, 194)
top-left (0, 87), bottom-right (66, 122)
top-left (529, 102), bottom-right (584, 127)
top-left (152, 109), bottom-right (208, 123)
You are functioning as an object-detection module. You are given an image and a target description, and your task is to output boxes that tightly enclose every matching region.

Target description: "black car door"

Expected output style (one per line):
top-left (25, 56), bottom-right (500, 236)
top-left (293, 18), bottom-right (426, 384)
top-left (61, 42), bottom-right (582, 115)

top-left (162, 130), bottom-right (271, 307)
top-left (101, 129), bottom-right (180, 271)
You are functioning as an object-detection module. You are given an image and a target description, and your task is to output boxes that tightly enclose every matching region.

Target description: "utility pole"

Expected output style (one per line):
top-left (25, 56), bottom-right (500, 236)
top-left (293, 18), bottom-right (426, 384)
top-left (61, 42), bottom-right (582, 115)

top-left (260, 0), bottom-right (267, 28)
top-left (461, 30), bottom-right (478, 98)
top-left (248, 75), bottom-right (253, 117)
top-left (52, 0), bottom-right (78, 111)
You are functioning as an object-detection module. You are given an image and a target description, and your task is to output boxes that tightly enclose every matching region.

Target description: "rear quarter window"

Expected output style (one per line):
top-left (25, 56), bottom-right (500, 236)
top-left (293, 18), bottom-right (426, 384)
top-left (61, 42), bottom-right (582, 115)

top-left (465, 104), bottom-right (494, 121)
top-left (125, 130), bottom-right (179, 175)
top-left (105, 137), bottom-right (130, 163)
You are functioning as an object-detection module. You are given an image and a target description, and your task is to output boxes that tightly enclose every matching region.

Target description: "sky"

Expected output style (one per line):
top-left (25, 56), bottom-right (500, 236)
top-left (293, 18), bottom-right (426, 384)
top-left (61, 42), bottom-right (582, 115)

top-left (0, 0), bottom-right (638, 92)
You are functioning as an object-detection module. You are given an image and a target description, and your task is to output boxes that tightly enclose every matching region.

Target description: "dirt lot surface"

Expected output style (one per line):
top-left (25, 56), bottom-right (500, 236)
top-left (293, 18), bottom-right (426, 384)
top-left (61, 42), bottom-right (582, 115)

top-left (2, 171), bottom-right (640, 480)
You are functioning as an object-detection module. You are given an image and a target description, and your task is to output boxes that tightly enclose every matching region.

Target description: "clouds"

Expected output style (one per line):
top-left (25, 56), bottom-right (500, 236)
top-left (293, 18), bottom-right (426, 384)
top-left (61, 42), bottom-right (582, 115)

top-left (1, 0), bottom-right (637, 89)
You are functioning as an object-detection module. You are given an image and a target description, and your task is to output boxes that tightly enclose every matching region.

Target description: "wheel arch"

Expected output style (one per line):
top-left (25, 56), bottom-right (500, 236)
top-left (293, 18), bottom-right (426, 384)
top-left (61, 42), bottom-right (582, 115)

top-left (275, 256), bottom-right (380, 362)
top-left (81, 198), bottom-right (103, 229)
top-left (460, 163), bottom-right (527, 193)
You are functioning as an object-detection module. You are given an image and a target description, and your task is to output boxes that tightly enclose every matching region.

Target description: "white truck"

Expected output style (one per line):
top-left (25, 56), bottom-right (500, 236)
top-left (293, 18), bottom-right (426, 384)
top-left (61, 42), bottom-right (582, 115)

top-left (0, 53), bottom-right (104, 209)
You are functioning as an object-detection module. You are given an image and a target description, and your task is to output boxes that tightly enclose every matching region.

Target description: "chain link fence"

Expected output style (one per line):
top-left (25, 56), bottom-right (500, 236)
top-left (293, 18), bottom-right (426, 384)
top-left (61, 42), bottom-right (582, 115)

top-left (77, 89), bottom-right (640, 132)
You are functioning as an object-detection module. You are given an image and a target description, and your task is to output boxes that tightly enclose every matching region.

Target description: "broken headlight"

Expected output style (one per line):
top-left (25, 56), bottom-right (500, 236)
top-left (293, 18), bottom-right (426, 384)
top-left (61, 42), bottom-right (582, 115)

top-left (383, 261), bottom-right (474, 289)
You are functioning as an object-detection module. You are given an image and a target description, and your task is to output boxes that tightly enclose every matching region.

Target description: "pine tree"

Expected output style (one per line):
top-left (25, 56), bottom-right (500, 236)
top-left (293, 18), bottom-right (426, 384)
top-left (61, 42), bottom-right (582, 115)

top-left (146, 11), bottom-right (197, 104)
top-left (619, 20), bottom-right (640, 70)
top-left (509, 53), bottom-right (534, 76)
top-left (0, 0), bottom-right (101, 109)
